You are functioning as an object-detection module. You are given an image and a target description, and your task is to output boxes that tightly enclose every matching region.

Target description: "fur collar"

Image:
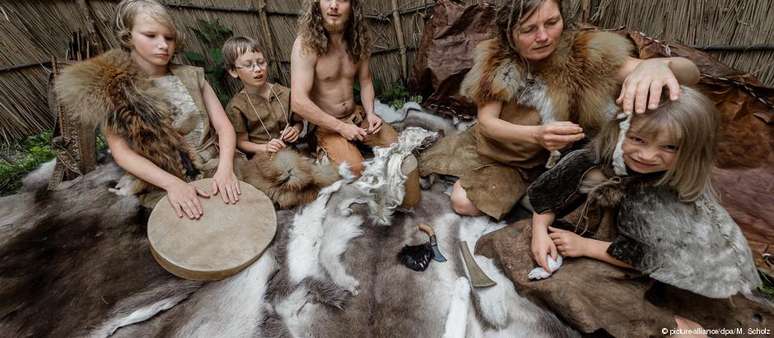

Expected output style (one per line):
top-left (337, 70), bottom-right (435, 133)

top-left (460, 30), bottom-right (634, 132)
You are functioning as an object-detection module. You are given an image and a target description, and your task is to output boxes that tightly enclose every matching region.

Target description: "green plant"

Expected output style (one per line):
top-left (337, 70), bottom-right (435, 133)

top-left (0, 131), bottom-right (56, 195)
top-left (183, 19), bottom-right (234, 105)
top-left (377, 81), bottom-right (422, 110)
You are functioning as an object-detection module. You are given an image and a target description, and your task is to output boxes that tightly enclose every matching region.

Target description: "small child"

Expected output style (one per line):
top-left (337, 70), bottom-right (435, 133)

top-left (222, 36), bottom-right (339, 209)
top-left (477, 86), bottom-right (764, 336)
top-left (222, 36), bottom-right (303, 155)
top-left (55, 0), bottom-right (240, 220)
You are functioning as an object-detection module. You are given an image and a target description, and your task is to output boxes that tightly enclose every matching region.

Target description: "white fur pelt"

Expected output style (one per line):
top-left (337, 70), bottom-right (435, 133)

top-left (254, 189), bottom-right (577, 337)
top-left (354, 127), bottom-right (438, 225)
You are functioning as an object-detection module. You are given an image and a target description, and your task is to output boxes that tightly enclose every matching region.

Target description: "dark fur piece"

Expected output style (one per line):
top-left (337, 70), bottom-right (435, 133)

top-left (241, 149), bottom-right (340, 208)
top-left (54, 49), bottom-right (200, 191)
top-left (0, 162), bottom-right (200, 337)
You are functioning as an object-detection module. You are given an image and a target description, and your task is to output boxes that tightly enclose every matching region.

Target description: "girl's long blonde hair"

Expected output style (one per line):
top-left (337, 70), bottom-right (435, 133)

top-left (114, 0), bottom-right (181, 52)
top-left (592, 86), bottom-right (720, 201)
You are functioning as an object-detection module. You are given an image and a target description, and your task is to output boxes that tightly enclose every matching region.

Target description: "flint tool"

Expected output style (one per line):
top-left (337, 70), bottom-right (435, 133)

top-left (459, 241), bottom-right (496, 288)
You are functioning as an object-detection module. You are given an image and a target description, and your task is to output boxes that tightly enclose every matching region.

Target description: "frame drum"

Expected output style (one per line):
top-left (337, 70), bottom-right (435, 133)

top-left (147, 179), bottom-right (276, 280)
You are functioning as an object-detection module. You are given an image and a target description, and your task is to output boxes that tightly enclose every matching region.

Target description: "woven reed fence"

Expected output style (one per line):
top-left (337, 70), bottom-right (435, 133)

top-left (0, 0), bottom-right (772, 144)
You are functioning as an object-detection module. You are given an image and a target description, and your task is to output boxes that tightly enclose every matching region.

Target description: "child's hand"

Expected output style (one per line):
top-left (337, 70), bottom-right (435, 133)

top-left (280, 125), bottom-right (301, 143)
top-left (266, 139), bottom-right (286, 153)
top-left (548, 226), bottom-right (588, 257)
top-left (212, 169), bottom-right (241, 204)
top-left (166, 179), bottom-right (210, 220)
top-left (531, 229), bottom-right (558, 272)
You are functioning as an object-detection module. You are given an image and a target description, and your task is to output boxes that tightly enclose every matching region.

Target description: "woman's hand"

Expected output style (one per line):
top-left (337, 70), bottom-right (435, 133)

top-left (166, 179), bottom-right (210, 220)
top-left (531, 228), bottom-right (558, 272)
top-left (534, 121), bottom-right (585, 151)
top-left (548, 226), bottom-right (590, 257)
top-left (281, 124), bottom-right (302, 143)
top-left (212, 169), bottom-right (241, 204)
top-left (617, 58), bottom-right (681, 114)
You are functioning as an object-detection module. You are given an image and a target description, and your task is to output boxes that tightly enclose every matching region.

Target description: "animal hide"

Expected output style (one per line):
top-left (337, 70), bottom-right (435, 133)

top-left (0, 128), bottom-right (575, 337)
top-left (240, 149), bottom-right (341, 208)
top-left (0, 160), bottom-right (201, 337)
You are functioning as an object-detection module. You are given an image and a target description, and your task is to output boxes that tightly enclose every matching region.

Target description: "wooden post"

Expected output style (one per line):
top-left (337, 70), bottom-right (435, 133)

top-left (254, 0), bottom-right (284, 84)
top-left (580, 0), bottom-right (592, 23)
top-left (390, 0), bottom-right (408, 81)
top-left (76, 0), bottom-right (103, 52)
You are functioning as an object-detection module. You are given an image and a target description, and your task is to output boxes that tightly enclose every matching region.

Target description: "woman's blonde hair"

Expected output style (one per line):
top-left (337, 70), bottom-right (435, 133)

top-left (592, 86), bottom-right (720, 201)
top-left (114, 0), bottom-right (181, 51)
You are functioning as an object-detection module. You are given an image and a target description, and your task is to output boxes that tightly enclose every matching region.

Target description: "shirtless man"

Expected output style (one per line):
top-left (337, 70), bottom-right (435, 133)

top-left (291, 0), bottom-right (420, 207)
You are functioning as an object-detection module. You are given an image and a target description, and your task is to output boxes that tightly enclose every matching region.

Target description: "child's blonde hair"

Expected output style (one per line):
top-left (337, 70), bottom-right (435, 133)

top-left (222, 36), bottom-right (264, 71)
top-left (114, 0), bottom-right (180, 51)
top-left (593, 86), bottom-right (719, 201)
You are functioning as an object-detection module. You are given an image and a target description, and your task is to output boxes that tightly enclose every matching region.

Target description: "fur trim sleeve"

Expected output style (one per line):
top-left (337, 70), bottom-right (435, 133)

top-left (459, 39), bottom-right (526, 104)
top-left (528, 149), bottom-right (597, 216)
top-left (617, 187), bottom-right (762, 298)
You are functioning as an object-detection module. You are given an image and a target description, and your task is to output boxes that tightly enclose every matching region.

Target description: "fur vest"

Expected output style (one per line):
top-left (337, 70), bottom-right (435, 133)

top-left (460, 30), bottom-right (634, 134)
top-left (54, 50), bottom-right (205, 190)
top-left (529, 149), bottom-right (762, 299)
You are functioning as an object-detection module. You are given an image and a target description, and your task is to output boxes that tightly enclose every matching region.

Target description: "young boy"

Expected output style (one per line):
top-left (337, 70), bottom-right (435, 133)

top-left (223, 36), bottom-right (303, 155)
top-left (222, 36), bottom-right (340, 209)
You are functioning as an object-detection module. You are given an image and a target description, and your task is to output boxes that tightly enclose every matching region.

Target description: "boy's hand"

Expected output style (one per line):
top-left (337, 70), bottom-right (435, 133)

top-left (266, 139), bottom-right (286, 153)
top-left (280, 125), bottom-right (301, 143)
top-left (548, 226), bottom-right (589, 257)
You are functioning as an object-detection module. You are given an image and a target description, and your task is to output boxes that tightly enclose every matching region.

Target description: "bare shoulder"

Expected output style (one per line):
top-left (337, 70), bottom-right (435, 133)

top-left (292, 36), bottom-right (316, 61)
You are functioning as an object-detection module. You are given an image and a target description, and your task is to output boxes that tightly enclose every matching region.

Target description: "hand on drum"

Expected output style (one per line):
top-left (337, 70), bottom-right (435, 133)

top-left (166, 179), bottom-right (210, 220)
top-left (617, 59), bottom-right (681, 114)
top-left (212, 169), bottom-right (241, 205)
top-left (535, 121), bottom-right (585, 152)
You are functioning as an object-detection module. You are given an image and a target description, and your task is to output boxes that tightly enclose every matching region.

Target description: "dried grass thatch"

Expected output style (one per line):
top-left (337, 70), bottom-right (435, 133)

top-left (0, 0), bottom-right (771, 144)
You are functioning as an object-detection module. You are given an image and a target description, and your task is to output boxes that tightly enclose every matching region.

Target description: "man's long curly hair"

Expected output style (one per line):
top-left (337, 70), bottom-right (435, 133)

top-left (297, 0), bottom-right (372, 64)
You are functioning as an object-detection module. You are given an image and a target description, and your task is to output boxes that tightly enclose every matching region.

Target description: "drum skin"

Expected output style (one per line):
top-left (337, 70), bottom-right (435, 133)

top-left (147, 179), bottom-right (277, 281)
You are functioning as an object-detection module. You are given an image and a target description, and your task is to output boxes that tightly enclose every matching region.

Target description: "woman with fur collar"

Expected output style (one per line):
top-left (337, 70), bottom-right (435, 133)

top-left (419, 0), bottom-right (700, 221)
top-left (55, 0), bottom-right (241, 219)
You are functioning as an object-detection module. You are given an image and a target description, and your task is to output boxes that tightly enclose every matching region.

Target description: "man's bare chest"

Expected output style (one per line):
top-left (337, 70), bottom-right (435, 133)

top-left (315, 51), bottom-right (357, 82)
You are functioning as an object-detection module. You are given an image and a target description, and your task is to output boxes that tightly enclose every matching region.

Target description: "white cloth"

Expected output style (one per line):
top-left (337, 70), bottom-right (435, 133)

top-left (527, 255), bottom-right (563, 280)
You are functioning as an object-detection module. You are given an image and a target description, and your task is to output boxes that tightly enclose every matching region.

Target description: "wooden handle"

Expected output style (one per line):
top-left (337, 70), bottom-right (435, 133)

top-left (417, 223), bottom-right (434, 237)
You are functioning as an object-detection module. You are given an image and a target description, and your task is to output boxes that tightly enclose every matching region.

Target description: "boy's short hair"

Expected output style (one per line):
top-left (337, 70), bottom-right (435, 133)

top-left (222, 36), bottom-right (263, 70)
